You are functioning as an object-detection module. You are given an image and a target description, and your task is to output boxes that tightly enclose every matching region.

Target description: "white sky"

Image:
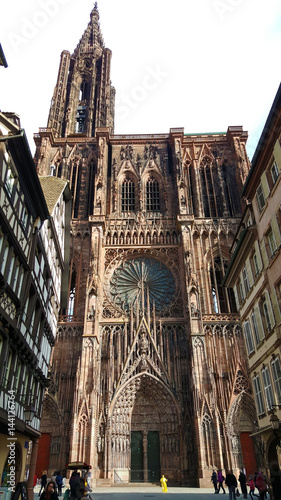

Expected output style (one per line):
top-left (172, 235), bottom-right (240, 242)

top-left (1, 0), bottom-right (281, 159)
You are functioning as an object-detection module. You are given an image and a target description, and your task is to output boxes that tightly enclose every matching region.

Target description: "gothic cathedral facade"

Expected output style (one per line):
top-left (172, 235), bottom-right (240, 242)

top-left (35, 4), bottom-right (258, 487)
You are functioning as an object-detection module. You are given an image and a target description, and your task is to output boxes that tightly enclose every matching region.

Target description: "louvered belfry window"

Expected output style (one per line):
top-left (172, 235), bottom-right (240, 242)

top-left (146, 177), bottom-right (160, 212)
top-left (122, 178), bottom-right (135, 212)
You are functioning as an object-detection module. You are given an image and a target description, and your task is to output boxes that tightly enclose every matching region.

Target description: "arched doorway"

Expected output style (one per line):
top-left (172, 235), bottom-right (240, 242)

top-left (108, 373), bottom-right (181, 483)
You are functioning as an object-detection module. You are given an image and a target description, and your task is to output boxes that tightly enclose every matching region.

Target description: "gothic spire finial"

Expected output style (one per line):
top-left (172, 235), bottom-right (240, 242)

top-left (91, 1), bottom-right (99, 20)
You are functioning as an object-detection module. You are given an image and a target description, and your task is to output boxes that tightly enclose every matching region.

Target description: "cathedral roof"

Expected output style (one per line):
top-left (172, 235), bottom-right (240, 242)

top-left (39, 176), bottom-right (69, 215)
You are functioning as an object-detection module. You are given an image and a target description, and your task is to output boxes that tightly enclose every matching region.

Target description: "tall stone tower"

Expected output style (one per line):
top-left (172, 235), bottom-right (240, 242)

top-left (34, 3), bottom-right (259, 487)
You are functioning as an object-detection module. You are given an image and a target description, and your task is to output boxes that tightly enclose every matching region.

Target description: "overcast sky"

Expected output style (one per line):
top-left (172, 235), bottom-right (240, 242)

top-left (1, 0), bottom-right (281, 159)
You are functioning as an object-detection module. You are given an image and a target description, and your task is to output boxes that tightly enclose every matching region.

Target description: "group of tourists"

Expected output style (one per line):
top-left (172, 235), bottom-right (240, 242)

top-left (211, 469), bottom-right (268, 500)
top-left (37, 469), bottom-right (91, 500)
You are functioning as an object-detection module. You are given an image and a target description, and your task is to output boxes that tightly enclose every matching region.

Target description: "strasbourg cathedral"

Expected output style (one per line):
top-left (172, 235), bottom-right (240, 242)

top-left (34, 3), bottom-right (258, 487)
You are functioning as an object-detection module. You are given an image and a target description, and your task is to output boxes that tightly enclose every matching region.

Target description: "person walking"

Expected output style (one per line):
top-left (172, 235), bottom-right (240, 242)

top-left (256, 472), bottom-right (267, 500)
top-left (225, 469), bottom-right (237, 500)
top-left (211, 470), bottom-right (218, 493)
top-left (217, 470), bottom-right (226, 494)
top-left (247, 475), bottom-right (259, 499)
top-left (239, 469), bottom-right (247, 499)
top-left (39, 471), bottom-right (48, 496)
top-left (56, 472), bottom-right (63, 496)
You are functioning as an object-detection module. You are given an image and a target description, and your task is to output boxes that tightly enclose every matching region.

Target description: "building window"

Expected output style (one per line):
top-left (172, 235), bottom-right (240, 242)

top-left (256, 184), bottom-right (266, 212)
top-left (268, 228), bottom-right (277, 257)
top-left (251, 310), bottom-right (260, 345)
top-left (121, 178), bottom-right (135, 212)
top-left (271, 161), bottom-right (279, 185)
top-left (262, 366), bottom-right (275, 410)
top-left (244, 321), bottom-right (254, 355)
top-left (239, 280), bottom-right (245, 303)
top-left (242, 267), bottom-right (250, 296)
top-left (253, 375), bottom-right (265, 415)
top-left (4, 154), bottom-right (16, 197)
top-left (253, 252), bottom-right (260, 277)
top-left (271, 358), bottom-right (281, 405)
top-left (146, 177), bottom-right (160, 212)
top-left (262, 299), bottom-right (272, 332)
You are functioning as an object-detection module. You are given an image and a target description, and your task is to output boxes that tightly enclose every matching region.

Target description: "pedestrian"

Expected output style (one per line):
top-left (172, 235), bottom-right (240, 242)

top-left (160, 474), bottom-right (168, 493)
top-left (39, 471), bottom-right (48, 496)
top-left (238, 469), bottom-right (247, 499)
top-left (217, 469), bottom-right (226, 494)
top-left (56, 471), bottom-right (63, 496)
top-left (69, 472), bottom-right (84, 500)
top-left (256, 472), bottom-right (267, 500)
top-left (211, 470), bottom-right (218, 493)
top-left (225, 469), bottom-right (237, 500)
top-left (39, 481), bottom-right (59, 500)
top-left (51, 472), bottom-right (57, 486)
top-left (247, 475), bottom-right (259, 499)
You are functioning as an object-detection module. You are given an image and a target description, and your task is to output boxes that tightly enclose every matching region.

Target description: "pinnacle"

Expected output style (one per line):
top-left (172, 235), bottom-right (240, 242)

top-left (91, 1), bottom-right (99, 19)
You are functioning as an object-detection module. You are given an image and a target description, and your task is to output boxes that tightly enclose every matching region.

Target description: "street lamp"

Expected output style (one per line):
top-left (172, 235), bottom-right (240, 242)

top-left (23, 403), bottom-right (36, 424)
top-left (270, 414), bottom-right (280, 435)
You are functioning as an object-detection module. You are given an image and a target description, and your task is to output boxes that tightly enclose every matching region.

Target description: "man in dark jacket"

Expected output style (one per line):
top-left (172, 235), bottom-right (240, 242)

top-left (239, 469), bottom-right (247, 499)
top-left (225, 469), bottom-right (237, 500)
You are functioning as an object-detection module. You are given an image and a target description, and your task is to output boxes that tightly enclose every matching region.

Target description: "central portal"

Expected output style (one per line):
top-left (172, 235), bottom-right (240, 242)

top-left (131, 431), bottom-right (160, 483)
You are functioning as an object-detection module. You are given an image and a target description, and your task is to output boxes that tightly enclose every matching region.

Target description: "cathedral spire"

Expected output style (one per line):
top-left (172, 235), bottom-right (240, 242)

top-left (46, 2), bottom-right (115, 138)
top-left (73, 2), bottom-right (104, 56)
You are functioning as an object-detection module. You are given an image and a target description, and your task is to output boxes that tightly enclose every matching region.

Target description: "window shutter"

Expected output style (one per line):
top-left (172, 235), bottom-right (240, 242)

top-left (273, 141), bottom-right (281, 166)
top-left (265, 289), bottom-right (276, 328)
top-left (246, 258), bottom-right (254, 288)
top-left (271, 215), bottom-right (281, 247)
top-left (271, 288), bottom-right (281, 325)
top-left (243, 321), bottom-right (254, 354)
top-left (254, 240), bottom-right (263, 272)
top-left (255, 305), bottom-right (265, 340)
top-left (261, 172), bottom-right (270, 199)
top-left (271, 358), bottom-right (281, 404)
top-left (260, 239), bottom-right (269, 269)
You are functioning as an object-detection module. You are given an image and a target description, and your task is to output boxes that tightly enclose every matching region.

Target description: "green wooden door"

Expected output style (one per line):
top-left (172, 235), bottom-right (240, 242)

top-left (131, 431), bottom-right (144, 482)
top-left (147, 431), bottom-right (160, 482)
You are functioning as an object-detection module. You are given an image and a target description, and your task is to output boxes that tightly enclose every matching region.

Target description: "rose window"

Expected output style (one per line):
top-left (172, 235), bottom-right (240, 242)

top-left (110, 257), bottom-right (175, 312)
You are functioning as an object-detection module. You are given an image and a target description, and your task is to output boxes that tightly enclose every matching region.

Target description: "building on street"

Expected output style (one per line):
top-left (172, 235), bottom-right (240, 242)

top-left (224, 83), bottom-right (281, 498)
top-left (0, 111), bottom-right (71, 499)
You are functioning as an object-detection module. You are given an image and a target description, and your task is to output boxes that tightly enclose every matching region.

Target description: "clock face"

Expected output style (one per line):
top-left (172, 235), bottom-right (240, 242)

top-left (110, 257), bottom-right (176, 313)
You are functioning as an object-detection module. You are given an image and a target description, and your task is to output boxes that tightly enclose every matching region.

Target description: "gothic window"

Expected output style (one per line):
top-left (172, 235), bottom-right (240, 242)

top-left (68, 269), bottom-right (76, 316)
top-left (121, 177), bottom-right (135, 212)
top-left (186, 163), bottom-right (195, 214)
top-left (146, 177), bottom-right (160, 212)
top-left (200, 157), bottom-right (217, 217)
top-left (222, 165), bottom-right (233, 216)
top-left (201, 414), bottom-right (216, 466)
top-left (69, 162), bottom-right (81, 218)
top-left (212, 286), bottom-right (219, 313)
top-left (210, 257), bottom-right (231, 313)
